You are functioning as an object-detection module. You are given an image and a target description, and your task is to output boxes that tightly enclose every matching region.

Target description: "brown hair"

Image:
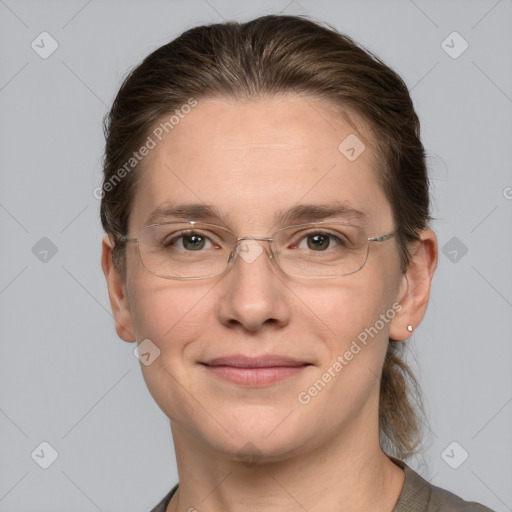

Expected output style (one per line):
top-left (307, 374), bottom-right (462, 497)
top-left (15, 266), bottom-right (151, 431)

top-left (100, 14), bottom-right (430, 460)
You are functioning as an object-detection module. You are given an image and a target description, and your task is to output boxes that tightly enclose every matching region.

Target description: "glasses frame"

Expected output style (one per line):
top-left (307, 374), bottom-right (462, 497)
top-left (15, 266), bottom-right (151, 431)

top-left (118, 220), bottom-right (397, 280)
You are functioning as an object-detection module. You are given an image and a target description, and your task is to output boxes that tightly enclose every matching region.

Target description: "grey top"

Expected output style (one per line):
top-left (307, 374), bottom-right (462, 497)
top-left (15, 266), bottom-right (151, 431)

top-left (150, 456), bottom-right (495, 512)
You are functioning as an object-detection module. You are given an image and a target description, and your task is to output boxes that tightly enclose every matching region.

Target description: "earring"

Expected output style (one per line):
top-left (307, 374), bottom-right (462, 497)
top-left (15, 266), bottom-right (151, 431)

top-left (407, 325), bottom-right (413, 332)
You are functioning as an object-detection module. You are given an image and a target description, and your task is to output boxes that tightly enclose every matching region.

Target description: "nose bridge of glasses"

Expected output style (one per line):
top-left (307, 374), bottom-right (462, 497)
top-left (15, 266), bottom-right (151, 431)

top-left (227, 236), bottom-right (277, 268)
top-left (236, 235), bottom-right (273, 243)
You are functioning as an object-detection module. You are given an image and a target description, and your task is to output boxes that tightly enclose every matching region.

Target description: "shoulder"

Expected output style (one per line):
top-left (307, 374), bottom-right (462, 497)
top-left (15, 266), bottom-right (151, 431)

top-left (389, 456), bottom-right (495, 512)
top-left (430, 486), bottom-right (495, 512)
top-left (150, 483), bottom-right (178, 512)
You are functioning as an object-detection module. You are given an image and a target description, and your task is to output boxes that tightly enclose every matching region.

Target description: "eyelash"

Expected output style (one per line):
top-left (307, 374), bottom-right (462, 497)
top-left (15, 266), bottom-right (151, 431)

top-left (163, 230), bottom-right (348, 251)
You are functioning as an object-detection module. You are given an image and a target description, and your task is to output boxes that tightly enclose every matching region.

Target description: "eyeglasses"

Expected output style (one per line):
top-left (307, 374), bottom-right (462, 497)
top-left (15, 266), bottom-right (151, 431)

top-left (118, 220), bottom-right (397, 280)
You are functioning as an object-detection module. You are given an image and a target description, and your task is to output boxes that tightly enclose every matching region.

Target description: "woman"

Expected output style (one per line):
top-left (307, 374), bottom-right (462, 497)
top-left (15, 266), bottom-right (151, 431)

top-left (100, 14), bottom-right (494, 512)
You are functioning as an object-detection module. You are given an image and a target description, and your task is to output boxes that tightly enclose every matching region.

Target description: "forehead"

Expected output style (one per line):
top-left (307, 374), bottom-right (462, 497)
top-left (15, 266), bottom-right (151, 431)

top-left (129, 94), bottom-right (392, 233)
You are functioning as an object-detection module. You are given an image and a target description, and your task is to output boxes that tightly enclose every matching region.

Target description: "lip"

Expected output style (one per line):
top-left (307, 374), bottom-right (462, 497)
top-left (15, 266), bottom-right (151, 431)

top-left (200, 355), bottom-right (312, 386)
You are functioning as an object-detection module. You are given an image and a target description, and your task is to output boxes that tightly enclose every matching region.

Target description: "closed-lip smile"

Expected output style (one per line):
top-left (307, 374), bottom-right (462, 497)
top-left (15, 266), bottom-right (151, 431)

top-left (201, 355), bottom-right (312, 386)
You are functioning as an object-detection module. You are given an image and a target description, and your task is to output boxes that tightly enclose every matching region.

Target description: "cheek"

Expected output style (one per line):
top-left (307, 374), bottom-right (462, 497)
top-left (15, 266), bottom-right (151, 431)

top-left (298, 265), bottom-right (398, 346)
top-left (128, 277), bottom-right (214, 348)
top-left (126, 277), bottom-right (218, 425)
top-left (295, 281), bottom-right (396, 417)
top-left (296, 263), bottom-right (400, 393)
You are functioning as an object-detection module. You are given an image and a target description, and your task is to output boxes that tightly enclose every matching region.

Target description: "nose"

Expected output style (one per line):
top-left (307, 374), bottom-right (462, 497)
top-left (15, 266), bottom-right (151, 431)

top-left (216, 238), bottom-right (291, 332)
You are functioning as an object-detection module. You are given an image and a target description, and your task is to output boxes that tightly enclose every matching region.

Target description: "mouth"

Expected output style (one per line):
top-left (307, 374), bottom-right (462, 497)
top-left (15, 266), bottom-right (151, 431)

top-left (200, 355), bottom-right (312, 386)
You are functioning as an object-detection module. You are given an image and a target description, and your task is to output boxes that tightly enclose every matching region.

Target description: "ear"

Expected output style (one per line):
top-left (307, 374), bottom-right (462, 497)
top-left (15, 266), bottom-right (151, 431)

top-left (101, 234), bottom-right (136, 342)
top-left (389, 227), bottom-right (438, 341)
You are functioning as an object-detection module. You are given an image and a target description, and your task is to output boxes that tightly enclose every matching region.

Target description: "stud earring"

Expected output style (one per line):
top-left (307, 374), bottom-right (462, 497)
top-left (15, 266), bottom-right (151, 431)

top-left (407, 325), bottom-right (413, 332)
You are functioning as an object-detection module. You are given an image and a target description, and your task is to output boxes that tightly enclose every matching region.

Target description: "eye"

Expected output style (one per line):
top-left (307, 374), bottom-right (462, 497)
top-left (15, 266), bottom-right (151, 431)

top-left (296, 231), bottom-right (346, 251)
top-left (164, 231), bottom-right (216, 251)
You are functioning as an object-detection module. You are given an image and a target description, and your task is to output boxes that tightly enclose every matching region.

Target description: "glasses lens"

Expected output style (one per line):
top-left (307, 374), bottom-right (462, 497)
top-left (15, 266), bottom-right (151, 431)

top-left (274, 223), bottom-right (369, 277)
top-left (135, 222), bottom-right (371, 279)
top-left (138, 222), bottom-right (233, 279)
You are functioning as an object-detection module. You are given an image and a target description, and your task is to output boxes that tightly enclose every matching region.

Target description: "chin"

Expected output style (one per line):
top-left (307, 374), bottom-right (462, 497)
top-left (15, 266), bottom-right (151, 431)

top-left (198, 406), bottom-right (317, 462)
top-left (212, 433), bottom-right (309, 466)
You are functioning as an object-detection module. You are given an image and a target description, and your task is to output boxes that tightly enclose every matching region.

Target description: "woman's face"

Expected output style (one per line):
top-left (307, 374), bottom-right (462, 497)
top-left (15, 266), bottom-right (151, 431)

top-left (117, 94), bottom-right (407, 461)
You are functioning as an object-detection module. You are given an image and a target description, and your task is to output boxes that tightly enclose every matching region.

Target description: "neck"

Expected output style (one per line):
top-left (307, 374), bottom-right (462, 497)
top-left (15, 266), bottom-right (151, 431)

top-left (166, 417), bottom-right (405, 512)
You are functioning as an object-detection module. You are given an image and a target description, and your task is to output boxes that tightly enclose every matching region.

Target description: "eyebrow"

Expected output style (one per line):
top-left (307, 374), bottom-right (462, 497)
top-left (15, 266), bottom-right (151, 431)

top-left (145, 201), bottom-right (366, 227)
top-left (276, 202), bottom-right (366, 225)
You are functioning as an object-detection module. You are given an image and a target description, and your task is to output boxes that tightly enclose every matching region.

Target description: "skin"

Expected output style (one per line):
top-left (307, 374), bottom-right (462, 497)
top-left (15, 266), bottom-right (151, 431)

top-left (102, 94), bottom-right (438, 512)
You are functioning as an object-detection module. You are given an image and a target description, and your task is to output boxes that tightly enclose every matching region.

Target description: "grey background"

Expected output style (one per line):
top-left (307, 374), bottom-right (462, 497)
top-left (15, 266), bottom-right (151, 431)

top-left (1, 0), bottom-right (511, 511)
